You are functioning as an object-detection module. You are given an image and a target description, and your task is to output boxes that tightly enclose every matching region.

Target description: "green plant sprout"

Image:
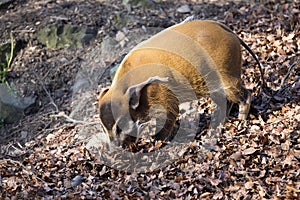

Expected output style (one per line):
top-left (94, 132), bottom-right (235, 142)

top-left (0, 33), bottom-right (15, 124)
top-left (0, 32), bottom-right (14, 87)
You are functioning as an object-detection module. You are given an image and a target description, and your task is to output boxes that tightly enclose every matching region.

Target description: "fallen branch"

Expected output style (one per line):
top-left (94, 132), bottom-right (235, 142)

top-left (50, 112), bottom-right (99, 125)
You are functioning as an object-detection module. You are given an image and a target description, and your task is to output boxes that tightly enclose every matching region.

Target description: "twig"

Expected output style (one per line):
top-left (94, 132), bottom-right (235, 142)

top-left (0, 158), bottom-right (46, 184)
top-left (278, 76), bottom-right (300, 93)
top-left (279, 62), bottom-right (299, 89)
top-left (32, 66), bottom-right (59, 112)
top-left (12, 30), bottom-right (35, 33)
top-left (50, 112), bottom-right (99, 125)
top-left (1, 142), bottom-right (28, 159)
top-left (49, 16), bottom-right (69, 21)
top-left (7, 32), bottom-right (14, 71)
top-left (276, 61), bottom-right (299, 94)
top-left (4, 143), bottom-right (13, 156)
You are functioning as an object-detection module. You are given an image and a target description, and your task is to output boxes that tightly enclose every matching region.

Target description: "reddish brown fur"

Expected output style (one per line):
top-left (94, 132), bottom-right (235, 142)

top-left (99, 20), bottom-right (253, 144)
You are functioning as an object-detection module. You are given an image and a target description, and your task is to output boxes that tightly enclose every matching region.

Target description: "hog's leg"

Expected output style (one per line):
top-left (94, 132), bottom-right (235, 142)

top-left (238, 88), bottom-right (251, 120)
top-left (226, 101), bottom-right (234, 118)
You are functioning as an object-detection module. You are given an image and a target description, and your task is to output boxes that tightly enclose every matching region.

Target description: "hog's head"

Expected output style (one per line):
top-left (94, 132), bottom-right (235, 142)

top-left (98, 76), bottom-right (169, 145)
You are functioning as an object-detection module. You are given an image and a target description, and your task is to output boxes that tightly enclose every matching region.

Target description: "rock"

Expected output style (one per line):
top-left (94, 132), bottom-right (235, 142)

top-left (71, 175), bottom-right (84, 187)
top-left (86, 132), bottom-right (110, 149)
top-left (177, 5), bottom-right (191, 14)
top-left (35, 24), bottom-right (97, 48)
top-left (0, 84), bottom-right (35, 123)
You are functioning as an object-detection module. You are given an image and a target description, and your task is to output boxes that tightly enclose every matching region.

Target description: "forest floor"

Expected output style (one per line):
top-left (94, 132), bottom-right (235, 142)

top-left (0, 0), bottom-right (299, 199)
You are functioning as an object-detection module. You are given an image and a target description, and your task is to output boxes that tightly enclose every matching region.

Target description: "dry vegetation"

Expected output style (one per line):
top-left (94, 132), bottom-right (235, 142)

top-left (0, 0), bottom-right (299, 199)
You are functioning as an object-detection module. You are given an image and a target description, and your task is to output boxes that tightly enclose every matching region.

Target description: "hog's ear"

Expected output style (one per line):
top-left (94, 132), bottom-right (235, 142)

top-left (99, 87), bottom-right (109, 100)
top-left (127, 76), bottom-right (168, 110)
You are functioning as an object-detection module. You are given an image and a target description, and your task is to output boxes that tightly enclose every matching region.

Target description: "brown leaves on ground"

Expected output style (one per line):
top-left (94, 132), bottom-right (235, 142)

top-left (0, 0), bottom-right (299, 199)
